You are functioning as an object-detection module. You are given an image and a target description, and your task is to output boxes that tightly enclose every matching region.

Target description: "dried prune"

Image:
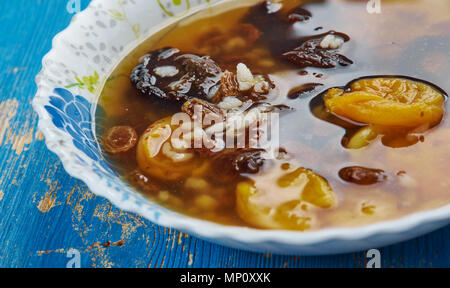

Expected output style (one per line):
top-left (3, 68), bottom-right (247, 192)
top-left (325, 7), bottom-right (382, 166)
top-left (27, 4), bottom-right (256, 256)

top-left (282, 32), bottom-right (353, 68)
top-left (232, 149), bottom-right (266, 174)
top-left (131, 48), bottom-right (273, 105)
top-left (180, 54), bottom-right (222, 79)
top-left (103, 126), bottom-right (138, 154)
top-left (339, 166), bottom-right (387, 185)
top-left (209, 149), bottom-right (266, 183)
top-left (130, 48), bottom-right (223, 102)
top-left (128, 169), bottom-right (160, 193)
top-left (243, 1), bottom-right (294, 55)
top-left (244, 2), bottom-right (353, 69)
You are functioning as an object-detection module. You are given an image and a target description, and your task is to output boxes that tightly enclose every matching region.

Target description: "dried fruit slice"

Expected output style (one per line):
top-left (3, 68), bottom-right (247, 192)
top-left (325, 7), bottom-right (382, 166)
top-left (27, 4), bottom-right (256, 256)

top-left (236, 165), bottom-right (336, 230)
top-left (324, 78), bottom-right (446, 127)
top-left (136, 117), bottom-right (206, 180)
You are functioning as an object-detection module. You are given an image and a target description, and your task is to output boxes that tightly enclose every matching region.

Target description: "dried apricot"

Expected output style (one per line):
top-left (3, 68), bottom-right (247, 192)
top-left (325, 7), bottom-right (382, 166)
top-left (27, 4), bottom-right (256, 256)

top-left (324, 78), bottom-right (445, 127)
top-left (236, 165), bottom-right (336, 230)
top-left (136, 117), bottom-right (206, 180)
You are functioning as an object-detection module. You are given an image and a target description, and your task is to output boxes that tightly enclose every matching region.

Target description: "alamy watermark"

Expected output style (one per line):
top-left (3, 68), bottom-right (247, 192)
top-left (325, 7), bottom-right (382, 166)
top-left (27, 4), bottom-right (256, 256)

top-left (66, 248), bottom-right (81, 268)
top-left (366, 249), bottom-right (381, 268)
top-left (67, 0), bottom-right (381, 15)
top-left (367, 0), bottom-right (382, 14)
top-left (67, 0), bottom-right (82, 14)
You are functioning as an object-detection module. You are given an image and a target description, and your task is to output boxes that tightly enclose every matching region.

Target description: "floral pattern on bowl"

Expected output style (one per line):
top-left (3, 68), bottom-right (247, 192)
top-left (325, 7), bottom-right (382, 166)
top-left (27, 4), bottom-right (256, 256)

top-left (33, 0), bottom-right (450, 255)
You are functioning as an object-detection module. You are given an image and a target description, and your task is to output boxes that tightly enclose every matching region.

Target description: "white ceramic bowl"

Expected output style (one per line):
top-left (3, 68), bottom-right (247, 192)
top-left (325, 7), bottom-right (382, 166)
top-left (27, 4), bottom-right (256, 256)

top-left (33, 0), bottom-right (450, 255)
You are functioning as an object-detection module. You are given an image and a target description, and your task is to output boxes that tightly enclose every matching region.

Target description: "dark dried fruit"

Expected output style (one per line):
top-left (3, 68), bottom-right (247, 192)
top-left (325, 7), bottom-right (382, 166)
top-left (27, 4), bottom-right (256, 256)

top-left (288, 83), bottom-right (323, 99)
top-left (339, 166), bottom-right (387, 185)
top-left (103, 126), bottom-right (138, 154)
top-left (232, 150), bottom-right (266, 174)
top-left (130, 48), bottom-right (223, 102)
top-left (210, 149), bottom-right (266, 183)
top-left (244, 1), bottom-right (293, 55)
top-left (128, 169), bottom-right (160, 193)
top-left (129, 169), bottom-right (182, 194)
top-left (181, 54), bottom-right (222, 79)
top-left (282, 33), bottom-right (353, 68)
top-left (244, 2), bottom-right (353, 69)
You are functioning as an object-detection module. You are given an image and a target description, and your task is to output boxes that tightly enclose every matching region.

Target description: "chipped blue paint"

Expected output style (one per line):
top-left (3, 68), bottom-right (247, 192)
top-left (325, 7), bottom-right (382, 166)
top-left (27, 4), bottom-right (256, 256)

top-left (0, 0), bottom-right (448, 268)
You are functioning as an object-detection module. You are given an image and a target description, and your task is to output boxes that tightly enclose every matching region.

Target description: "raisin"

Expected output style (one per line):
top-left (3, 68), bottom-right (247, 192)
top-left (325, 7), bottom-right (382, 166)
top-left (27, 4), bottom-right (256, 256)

top-left (232, 150), bottom-right (266, 174)
top-left (209, 149), bottom-right (266, 183)
top-left (219, 71), bottom-right (240, 98)
top-left (103, 126), bottom-right (138, 154)
top-left (339, 166), bottom-right (387, 185)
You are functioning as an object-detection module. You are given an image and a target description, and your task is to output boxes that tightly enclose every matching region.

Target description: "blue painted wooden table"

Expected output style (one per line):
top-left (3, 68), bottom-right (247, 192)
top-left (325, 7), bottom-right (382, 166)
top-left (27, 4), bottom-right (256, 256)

top-left (0, 0), bottom-right (448, 268)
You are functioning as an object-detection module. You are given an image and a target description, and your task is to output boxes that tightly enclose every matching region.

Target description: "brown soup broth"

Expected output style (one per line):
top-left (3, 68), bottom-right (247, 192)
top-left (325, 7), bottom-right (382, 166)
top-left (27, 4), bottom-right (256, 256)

top-left (97, 0), bottom-right (450, 229)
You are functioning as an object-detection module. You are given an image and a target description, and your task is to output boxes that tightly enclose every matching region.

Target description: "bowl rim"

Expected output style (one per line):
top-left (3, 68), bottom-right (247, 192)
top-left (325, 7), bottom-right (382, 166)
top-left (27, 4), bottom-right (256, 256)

top-left (33, 0), bottom-right (450, 248)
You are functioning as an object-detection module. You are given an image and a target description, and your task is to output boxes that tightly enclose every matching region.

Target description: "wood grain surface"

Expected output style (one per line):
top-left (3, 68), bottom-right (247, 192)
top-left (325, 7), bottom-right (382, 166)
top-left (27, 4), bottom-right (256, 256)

top-left (0, 0), bottom-right (448, 268)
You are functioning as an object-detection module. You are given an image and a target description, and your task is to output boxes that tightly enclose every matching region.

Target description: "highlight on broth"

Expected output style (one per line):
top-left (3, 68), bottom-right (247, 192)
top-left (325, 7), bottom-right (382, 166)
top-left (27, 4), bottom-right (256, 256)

top-left (97, 0), bottom-right (450, 230)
